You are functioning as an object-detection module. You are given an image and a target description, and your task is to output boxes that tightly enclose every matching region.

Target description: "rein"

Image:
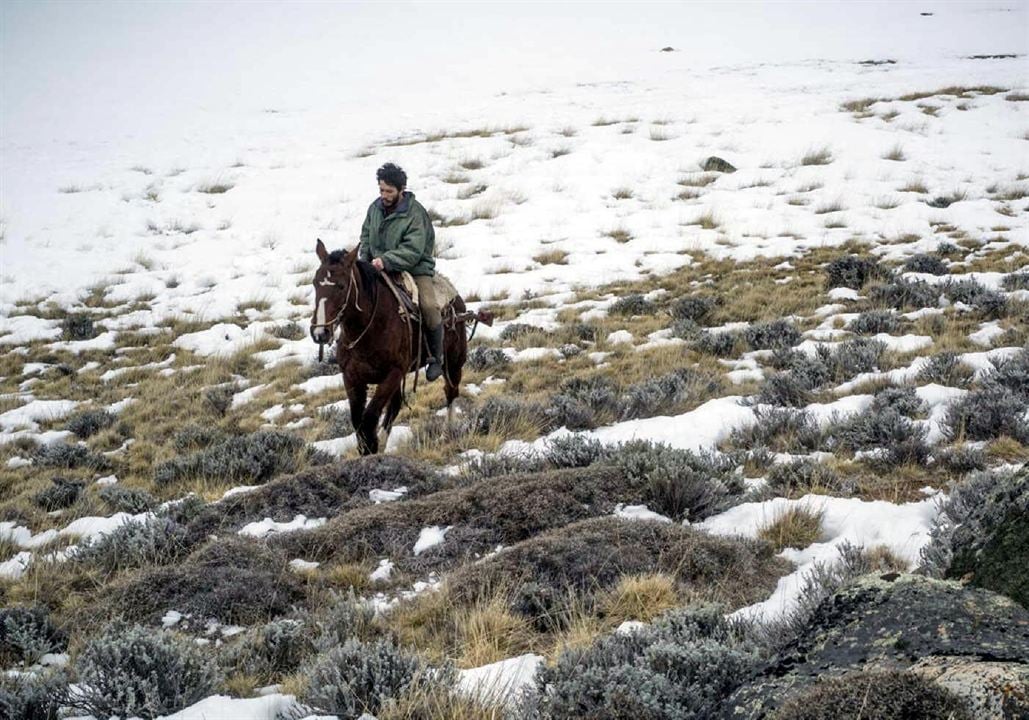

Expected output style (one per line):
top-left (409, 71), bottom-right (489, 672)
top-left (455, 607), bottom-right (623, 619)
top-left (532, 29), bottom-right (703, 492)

top-left (309, 265), bottom-right (379, 360)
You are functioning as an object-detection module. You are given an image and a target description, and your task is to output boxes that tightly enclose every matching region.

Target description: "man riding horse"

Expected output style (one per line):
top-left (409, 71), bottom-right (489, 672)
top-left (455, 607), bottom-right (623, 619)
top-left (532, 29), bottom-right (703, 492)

top-left (359, 162), bottom-right (445, 382)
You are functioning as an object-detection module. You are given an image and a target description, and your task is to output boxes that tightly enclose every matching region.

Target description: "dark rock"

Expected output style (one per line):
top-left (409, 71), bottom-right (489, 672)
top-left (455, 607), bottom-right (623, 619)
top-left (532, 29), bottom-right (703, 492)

top-left (660, 46), bottom-right (676, 52)
top-left (703, 156), bottom-right (737, 173)
top-left (724, 574), bottom-right (1029, 719)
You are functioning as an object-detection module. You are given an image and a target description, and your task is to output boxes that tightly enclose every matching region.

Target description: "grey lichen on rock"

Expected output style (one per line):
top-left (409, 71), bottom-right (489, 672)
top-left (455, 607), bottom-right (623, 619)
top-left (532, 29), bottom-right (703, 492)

top-left (723, 573), bottom-right (1029, 719)
top-left (910, 657), bottom-right (1029, 720)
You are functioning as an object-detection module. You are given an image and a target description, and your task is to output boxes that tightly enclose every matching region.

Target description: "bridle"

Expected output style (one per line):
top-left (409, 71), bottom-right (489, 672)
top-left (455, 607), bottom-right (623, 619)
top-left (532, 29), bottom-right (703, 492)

top-left (309, 264), bottom-right (379, 361)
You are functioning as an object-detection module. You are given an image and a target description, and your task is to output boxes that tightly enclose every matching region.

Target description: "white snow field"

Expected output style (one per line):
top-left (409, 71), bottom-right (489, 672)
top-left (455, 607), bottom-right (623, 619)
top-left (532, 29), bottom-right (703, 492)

top-left (1, 1), bottom-right (1027, 718)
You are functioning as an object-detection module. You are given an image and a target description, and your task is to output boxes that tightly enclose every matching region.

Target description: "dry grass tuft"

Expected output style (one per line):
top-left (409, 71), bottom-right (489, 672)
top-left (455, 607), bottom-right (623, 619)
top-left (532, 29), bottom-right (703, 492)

top-left (800, 147), bottom-right (833, 166)
top-left (534, 249), bottom-right (569, 265)
top-left (597, 573), bottom-right (679, 624)
top-left (882, 144), bottom-right (906, 161)
top-left (758, 505), bottom-right (824, 551)
top-left (602, 226), bottom-right (634, 243)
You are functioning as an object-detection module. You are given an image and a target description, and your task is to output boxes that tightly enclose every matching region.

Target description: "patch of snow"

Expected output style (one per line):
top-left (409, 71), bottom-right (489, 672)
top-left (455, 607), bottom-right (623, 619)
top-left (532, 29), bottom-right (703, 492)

top-left (95, 474), bottom-right (118, 485)
top-left (606, 330), bottom-right (633, 345)
top-left (968, 320), bottom-right (1004, 347)
top-left (827, 288), bottom-right (862, 301)
top-left (289, 559), bottom-right (320, 572)
top-left (370, 558), bottom-right (393, 582)
top-left (614, 503), bottom-right (672, 523)
top-left (699, 493), bottom-right (941, 623)
top-left (457, 653), bottom-right (544, 703)
top-left (239, 515), bottom-right (326, 538)
top-left (162, 610), bottom-right (183, 628)
top-left (370, 486), bottom-right (408, 503)
top-left (413, 525), bottom-right (451, 555)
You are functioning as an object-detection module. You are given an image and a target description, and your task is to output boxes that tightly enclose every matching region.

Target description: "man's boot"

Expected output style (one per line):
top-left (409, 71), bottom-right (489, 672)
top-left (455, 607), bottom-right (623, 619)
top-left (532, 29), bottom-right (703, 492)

top-left (426, 325), bottom-right (444, 382)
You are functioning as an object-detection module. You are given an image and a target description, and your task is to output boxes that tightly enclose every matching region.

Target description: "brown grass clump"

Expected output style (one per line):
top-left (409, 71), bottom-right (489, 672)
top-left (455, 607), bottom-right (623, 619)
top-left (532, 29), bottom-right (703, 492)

top-left (596, 573), bottom-right (680, 624)
top-left (800, 147), bottom-right (833, 166)
top-left (534, 249), bottom-right (569, 265)
top-left (758, 505), bottom-right (824, 551)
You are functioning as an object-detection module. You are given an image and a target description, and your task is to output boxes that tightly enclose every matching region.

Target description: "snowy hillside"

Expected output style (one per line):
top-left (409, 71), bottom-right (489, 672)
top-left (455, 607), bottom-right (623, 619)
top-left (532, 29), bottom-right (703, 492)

top-left (1, 2), bottom-right (1028, 719)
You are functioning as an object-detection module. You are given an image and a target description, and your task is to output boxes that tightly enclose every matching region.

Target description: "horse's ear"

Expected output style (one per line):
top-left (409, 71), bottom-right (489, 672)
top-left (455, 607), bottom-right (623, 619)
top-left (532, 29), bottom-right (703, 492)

top-left (347, 246), bottom-right (360, 262)
top-left (316, 238), bottom-right (328, 263)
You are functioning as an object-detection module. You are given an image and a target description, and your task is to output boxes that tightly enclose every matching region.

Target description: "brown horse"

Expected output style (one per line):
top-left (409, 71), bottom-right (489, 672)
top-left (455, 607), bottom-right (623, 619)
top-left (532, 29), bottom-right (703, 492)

top-left (310, 239), bottom-right (467, 454)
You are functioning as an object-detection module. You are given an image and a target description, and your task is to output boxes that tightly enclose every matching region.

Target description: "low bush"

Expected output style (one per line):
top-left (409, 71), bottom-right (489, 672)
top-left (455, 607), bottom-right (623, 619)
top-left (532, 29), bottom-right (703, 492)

top-left (64, 623), bottom-right (219, 718)
top-left (32, 443), bottom-right (110, 471)
top-left (61, 313), bottom-right (96, 341)
top-left (825, 255), bottom-right (879, 290)
top-left (1002, 271), bottom-right (1029, 291)
top-left (771, 669), bottom-right (972, 720)
top-left (74, 517), bottom-right (189, 575)
top-left (848, 310), bottom-right (898, 334)
top-left (544, 394), bottom-right (597, 430)
top-left (869, 385), bottom-right (923, 417)
top-left (154, 430), bottom-right (304, 486)
top-left (555, 375), bottom-right (620, 426)
top-left (944, 350), bottom-right (1029, 443)
top-left (759, 506), bottom-right (824, 551)
top-left (499, 323), bottom-right (542, 341)
top-left (99, 484), bottom-right (157, 513)
top-left (917, 351), bottom-right (974, 387)
top-left (826, 406), bottom-right (930, 467)
top-left (312, 590), bottom-right (379, 650)
top-left (0, 672), bottom-right (65, 720)
top-left (172, 423), bottom-right (227, 452)
top-left (65, 409), bottom-right (115, 439)
top-left (452, 517), bottom-right (787, 624)
top-left (766, 460), bottom-right (845, 496)
top-left (869, 279), bottom-right (939, 310)
top-left (934, 444), bottom-right (987, 474)
top-left (33, 477), bottom-right (84, 511)
top-left (471, 396), bottom-right (549, 435)
top-left (618, 367), bottom-right (723, 420)
top-left (670, 296), bottom-right (717, 323)
top-left (942, 279), bottom-right (1007, 318)
top-left (730, 407), bottom-right (824, 453)
top-left (903, 253), bottom-right (949, 275)
top-left (300, 638), bottom-right (453, 717)
top-left (609, 294), bottom-right (656, 316)
top-left (669, 318), bottom-right (702, 340)
top-left (756, 372), bottom-right (817, 407)
top-left (527, 604), bottom-right (761, 720)
top-left (203, 384), bottom-right (236, 416)
top-left (0, 606), bottom-right (67, 666)
top-left (467, 346), bottom-right (510, 371)
top-left (107, 537), bottom-right (305, 624)
top-left (221, 618), bottom-right (315, 681)
top-left (744, 320), bottom-right (802, 351)
top-left (920, 469), bottom-right (1028, 605)
top-left (460, 451), bottom-right (548, 482)
top-left (610, 440), bottom-right (743, 521)
top-left (693, 330), bottom-right (739, 357)
top-left (272, 465), bottom-right (650, 575)
top-left (545, 434), bottom-right (611, 468)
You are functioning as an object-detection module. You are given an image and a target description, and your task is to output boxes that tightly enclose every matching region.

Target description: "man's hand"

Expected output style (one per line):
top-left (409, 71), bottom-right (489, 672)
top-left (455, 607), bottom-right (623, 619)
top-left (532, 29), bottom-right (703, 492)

top-left (371, 258), bottom-right (385, 271)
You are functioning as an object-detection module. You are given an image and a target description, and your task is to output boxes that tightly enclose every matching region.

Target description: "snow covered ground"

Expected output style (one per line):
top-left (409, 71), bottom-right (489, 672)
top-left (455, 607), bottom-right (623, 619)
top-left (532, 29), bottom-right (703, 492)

top-left (2, 2), bottom-right (1027, 718)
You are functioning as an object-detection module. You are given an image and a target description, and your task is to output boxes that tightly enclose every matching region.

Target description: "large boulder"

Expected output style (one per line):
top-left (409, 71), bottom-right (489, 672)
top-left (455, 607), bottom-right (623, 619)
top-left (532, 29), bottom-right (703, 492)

top-left (723, 573), bottom-right (1029, 719)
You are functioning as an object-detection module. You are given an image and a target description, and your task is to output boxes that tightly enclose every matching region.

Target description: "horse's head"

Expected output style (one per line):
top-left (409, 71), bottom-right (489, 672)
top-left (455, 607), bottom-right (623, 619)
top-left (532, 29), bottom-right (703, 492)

top-left (310, 239), bottom-right (359, 344)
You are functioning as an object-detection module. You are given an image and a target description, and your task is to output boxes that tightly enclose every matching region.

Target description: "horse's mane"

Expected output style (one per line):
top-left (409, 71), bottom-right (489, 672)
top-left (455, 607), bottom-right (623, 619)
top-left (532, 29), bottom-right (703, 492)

top-left (327, 248), bottom-right (381, 299)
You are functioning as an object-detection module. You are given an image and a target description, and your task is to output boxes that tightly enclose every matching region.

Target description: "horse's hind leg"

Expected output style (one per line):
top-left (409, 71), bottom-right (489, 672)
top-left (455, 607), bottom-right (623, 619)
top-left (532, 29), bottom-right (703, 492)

top-left (379, 388), bottom-right (403, 451)
top-left (443, 331), bottom-right (464, 426)
top-left (360, 368), bottom-right (404, 455)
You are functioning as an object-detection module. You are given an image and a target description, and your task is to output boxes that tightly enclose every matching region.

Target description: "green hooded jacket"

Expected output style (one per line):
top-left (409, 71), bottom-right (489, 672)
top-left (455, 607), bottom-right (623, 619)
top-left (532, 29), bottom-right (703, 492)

top-left (358, 191), bottom-right (436, 276)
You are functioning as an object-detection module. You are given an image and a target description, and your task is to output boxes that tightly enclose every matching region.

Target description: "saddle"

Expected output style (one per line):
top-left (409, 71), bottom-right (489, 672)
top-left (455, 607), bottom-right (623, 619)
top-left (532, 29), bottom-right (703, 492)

top-left (382, 271), bottom-right (460, 324)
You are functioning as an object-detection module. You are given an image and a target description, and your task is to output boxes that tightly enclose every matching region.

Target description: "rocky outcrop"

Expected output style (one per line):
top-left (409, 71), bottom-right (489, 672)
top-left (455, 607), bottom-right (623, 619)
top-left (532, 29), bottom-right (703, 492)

top-left (910, 657), bottom-right (1029, 720)
top-left (723, 573), bottom-right (1029, 719)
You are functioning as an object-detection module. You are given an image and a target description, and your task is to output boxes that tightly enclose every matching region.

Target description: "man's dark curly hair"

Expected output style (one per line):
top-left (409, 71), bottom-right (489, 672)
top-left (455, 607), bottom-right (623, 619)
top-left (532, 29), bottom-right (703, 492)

top-left (376, 163), bottom-right (407, 190)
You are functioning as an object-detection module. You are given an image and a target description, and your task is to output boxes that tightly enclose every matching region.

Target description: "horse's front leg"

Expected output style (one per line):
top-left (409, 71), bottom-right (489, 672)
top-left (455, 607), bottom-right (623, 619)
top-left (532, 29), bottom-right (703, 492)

top-left (358, 368), bottom-right (404, 455)
top-left (346, 381), bottom-right (368, 446)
